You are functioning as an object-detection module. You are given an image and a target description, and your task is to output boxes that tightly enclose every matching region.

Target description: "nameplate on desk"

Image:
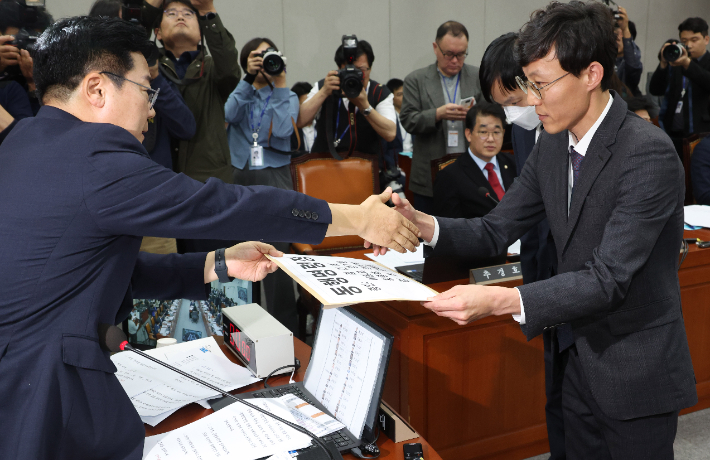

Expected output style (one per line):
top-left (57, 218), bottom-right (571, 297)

top-left (470, 262), bottom-right (523, 285)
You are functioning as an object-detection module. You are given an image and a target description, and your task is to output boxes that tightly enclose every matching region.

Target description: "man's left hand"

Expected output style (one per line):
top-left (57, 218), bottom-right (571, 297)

top-left (224, 242), bottom-right (283, 282)
top-left (422, 285), bottom-right (521, 325)
top-left (348, 87), bottom-right (369, 111)
top-left (669, 45), bottom-right (692, 69)
top-left (191, 0), bottom-right (216, 16)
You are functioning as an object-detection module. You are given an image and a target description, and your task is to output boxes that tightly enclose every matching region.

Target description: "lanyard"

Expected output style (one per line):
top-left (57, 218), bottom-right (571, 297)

top-left (441, 72), bottom-right (461, 104)
top-left (680, 76), bottom-right (688, 99)
top-left (248, 89), bottom-right (274, 145)
top-left (334, 98), bottom-right (351, 147)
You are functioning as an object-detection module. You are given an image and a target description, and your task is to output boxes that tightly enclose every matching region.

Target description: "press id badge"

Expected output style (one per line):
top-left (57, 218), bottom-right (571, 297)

top-left (250, 145), bottom-right (264, 167)
top-left (448, 131), bottom-right (459, 147)
top-left (675, 101), bottom-right (683, 114)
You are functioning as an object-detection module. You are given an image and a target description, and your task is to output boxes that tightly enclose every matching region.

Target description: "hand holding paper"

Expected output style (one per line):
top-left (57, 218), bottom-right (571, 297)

top-left (422, 284), bottom-right (521, 325)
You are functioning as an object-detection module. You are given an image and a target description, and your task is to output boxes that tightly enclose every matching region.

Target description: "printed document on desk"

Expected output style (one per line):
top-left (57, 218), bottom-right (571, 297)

top-left (144, 398), bottom-right (312, 460)
top-left (685, 205), bottom-right (710, 228)
top-left (267, 254), bottom-right (438, 308)
top-left (111, 337), bottom-right (259, 422)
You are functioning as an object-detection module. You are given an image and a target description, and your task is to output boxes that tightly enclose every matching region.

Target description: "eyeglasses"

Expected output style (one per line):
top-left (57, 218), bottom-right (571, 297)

top-left (436, 44), bottom-right (468, 61)
top-left (100, 71), bottom-right (160, 109)
top-left (515, 72), bottom-right (570, 100)
top-left (164, 8), bottom-right (196, 19)
top-left (476, 130), bottom-right (503, 140)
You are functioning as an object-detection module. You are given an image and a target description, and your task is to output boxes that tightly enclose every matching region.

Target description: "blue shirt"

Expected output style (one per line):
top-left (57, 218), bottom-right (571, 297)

top-left (165, 50), bottom-right (201, 80)
top-left (225, 80), bottom-right (300, 169)
top-left (469, 148), bottom-right (505, 191)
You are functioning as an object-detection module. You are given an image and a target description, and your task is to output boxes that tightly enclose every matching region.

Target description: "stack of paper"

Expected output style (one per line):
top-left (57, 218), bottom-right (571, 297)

top-left (143, 398), bottom-right (313, 460)
top-left (685, 205), bottom-right (710, 228)
top-left (112, 337), bottom-right (259, 426)
top-left (365, 244), bottom-right (425, 270)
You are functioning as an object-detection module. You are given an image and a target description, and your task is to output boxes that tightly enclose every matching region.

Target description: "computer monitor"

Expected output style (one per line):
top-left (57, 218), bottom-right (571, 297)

top-left (304, 306), bottom-right (394, 444)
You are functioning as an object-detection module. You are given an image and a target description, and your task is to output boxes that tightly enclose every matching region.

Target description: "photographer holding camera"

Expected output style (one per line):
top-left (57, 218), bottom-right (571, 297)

top-left (649, 17), bottom-right (710, 138)
top-left (224, 37), bottom-right (301, 334)
top-left (297, 37), bottom-right (396, 159)
top-left (614, 6), bottom-right (643, 96)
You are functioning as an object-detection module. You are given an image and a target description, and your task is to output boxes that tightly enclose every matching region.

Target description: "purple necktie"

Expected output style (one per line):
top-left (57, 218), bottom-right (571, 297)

top-left (570, 147), bottom-right (584, 187)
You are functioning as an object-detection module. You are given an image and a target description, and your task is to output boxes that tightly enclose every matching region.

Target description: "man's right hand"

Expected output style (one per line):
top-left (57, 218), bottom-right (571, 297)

top-left (0, 36), bottom-right (20, 72)
top-left (364, 192), bottom-right (435, 256)
top-left (358, 188), bottom-right (421, 253)
top-left (321, 70), bottom-right (341, 95)
top-left (436, 103), bottom-right (468, 121)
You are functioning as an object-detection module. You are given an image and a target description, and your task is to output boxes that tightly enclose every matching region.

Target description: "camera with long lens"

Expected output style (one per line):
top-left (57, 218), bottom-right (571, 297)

top-left (337, 34), bottom-right (363, 99)
top-left (257, 48), bottom-right (287, 75)
top-left (600, 0), bottom-right (621, 20)
top-left (663, 42), bottom-right (688, 62)
top-left (7, 0), bottom-right (46, 51)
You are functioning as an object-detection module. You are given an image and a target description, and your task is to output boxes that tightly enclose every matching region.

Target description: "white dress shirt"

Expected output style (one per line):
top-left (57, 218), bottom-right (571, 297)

top-left (426, 94), bottom-right (614, 325)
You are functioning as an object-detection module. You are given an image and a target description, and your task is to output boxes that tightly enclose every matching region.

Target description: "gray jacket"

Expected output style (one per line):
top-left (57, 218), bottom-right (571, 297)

top-left (431, 93), bottom-right (697, 420)
top-left (400, 63), bottom-right (482, 196)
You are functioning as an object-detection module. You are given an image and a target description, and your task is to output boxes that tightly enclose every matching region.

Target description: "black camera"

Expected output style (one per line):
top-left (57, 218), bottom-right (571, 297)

top-left (257, 48), bottom-right (287, 76)
top-left (6, 0), bottom-right (45, 51)
top-left (10, 28), bottom-right (39, 51)
top-left (121, 0), bottom-right (143, 23)
top-left (337, 34), bottom-right (363, 99)
top-left (663, 42), bottom-right (688, 62)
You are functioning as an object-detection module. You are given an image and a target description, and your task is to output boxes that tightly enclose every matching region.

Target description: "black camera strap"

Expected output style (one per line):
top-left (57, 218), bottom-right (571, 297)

top-left (325, 96), bottom-right (356, 160)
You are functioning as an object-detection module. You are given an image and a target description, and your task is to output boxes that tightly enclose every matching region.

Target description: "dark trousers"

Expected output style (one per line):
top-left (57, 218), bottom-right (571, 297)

top-left (544, 329), bottom-right (567, 460)
top-left (561, 346), bottom-right (679, 460)
top-left (413, 192), bottom-right (436, 215)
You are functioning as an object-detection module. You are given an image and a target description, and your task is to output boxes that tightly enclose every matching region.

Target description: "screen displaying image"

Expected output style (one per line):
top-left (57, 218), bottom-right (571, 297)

top-left (125, 279), bottom-right (255, 348)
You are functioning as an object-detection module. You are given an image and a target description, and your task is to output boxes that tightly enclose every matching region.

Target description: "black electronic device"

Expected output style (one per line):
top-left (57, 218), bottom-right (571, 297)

top-left (663, 42), bottom-right (688, 63)
top-left (403, 442), bottom-right (424, 460)
top-left (121, 0), bottom-right (143, 23)
top-left (258, 48), bottom-right (287, 75)
top-left (6, 0), bottom-right (45, 51)
top-left (211, 306), bottom-right (394, 457)
top-left (337, 35), bottom-right (364, 98)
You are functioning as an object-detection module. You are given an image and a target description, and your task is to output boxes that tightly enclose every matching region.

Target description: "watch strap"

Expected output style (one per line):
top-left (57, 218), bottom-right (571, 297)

top-left (214, 248), bottom-right (234, 283)
top-left (362, 105), bottom-right (373, 117)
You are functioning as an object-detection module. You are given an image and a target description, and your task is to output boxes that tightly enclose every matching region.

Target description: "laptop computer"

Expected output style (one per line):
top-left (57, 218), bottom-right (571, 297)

top-left (210, 306), bottom-right (394, 456)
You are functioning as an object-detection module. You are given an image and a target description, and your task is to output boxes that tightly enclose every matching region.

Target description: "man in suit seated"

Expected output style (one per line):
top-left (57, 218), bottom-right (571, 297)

top-left (690, 136), bottom-right (710, 205)
top-left (433, 103), bottom-right (516, 219)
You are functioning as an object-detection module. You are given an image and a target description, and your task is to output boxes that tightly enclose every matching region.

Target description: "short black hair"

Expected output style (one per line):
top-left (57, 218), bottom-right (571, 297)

top-left (465, 103), bottom-right (507, 131)
top-left (436, 21), bottom-right (469, 42)
top-left (625, 96), bottom-right (654, 114)
top-left (156, 0), bottom-right (199, 29)
top-left (679, 17), bottom-right (709, 37)
top-left (480, 32), bottom-right (522, 103)
top-left (89, 0), bottom-right (121, 18)
top-left (386, 78), bottom-right (403, 93)
top-left (334, 39), bottom-right (374, 68)
top-left (32, 16), bottom-right (154, 103)
top-left (0, 2), bottom-right (22, 33)
top-left (239, 37), bottom-right (278, 73)
top-left (291, 81), bottom-right (312, 98)
top-left (517, 1), bottom-right (617, 91)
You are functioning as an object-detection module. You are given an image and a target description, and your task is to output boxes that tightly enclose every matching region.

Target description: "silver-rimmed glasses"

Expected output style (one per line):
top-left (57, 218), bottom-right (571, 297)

top-left (100, 71), bottom-right (160, 109)
top-left (515, 72), bottom-right (570, 100)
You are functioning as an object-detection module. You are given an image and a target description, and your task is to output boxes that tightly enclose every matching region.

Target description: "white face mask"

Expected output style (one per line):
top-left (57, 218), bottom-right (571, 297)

top-left (504, 105), bottom-right (540, 131)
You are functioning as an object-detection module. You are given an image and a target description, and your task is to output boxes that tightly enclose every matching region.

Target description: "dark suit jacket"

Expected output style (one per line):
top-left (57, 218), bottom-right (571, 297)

top-left (511, 124), bottom-right (558, 284)
top-left (691, 136), bottom-right (710, 205)
top-left (431, 93), bottom-right (697, 420)
top-left (400, 63), bottom-right (482, 197)
top-left (432, 151), bottom-right (516, 219)
top-left (649, 51), bottom-right (710, 135)
top-left (0, 107), bottom-right (330, 460)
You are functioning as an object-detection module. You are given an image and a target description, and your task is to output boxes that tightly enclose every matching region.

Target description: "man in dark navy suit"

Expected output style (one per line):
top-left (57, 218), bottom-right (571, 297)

top-left (0, 17), bottom-right (420, 460)
top-left (433, 103), bottom-right (516, 220)
top-left (479, 32), bottom-right (563, 459)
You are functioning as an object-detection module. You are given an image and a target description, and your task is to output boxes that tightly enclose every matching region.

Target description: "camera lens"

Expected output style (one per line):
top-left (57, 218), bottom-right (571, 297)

top-left (663, 44), bottom-right (683, 62)
top-left (262, 54), bottom-right (284, 75)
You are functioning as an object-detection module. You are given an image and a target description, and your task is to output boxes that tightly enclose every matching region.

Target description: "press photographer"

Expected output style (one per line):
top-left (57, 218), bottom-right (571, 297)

top-left (224, 36), bottom-right (301, 334)
top-left (297, 35), bottom-right (396, 159)
top-left (649, 17), bottom-right (710, 138)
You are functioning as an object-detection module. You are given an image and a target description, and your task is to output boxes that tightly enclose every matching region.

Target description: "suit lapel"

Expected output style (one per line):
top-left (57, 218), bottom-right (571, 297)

top-left (459, 151), bottom-right (494, 195)
top-left (425, 64), bottom-right (447, 109)
top-left (459, 65), bottom-right (472, 101)
top-left (559, 93), bottom-right (625, 251)
top-left (499, 155), bottom-right (516, 190)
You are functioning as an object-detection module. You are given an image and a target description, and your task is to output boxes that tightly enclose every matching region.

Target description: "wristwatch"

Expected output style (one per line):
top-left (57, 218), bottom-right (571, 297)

top-left (200, 12), bottom-right (217, 21)
top-left (214, 248), bottom-right (234, 283)
top-left (362, 105), bottom-right (373, 117)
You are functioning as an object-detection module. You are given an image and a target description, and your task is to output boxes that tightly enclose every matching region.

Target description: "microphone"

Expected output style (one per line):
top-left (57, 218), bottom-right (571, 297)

top-left (98, 324), bottom-right (338, 460)
top-left (478, 186), bottom-right (500, 205)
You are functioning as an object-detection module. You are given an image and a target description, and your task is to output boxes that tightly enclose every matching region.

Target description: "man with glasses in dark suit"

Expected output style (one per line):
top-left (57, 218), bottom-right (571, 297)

top-left (373, 2), bottom-right (697, 458)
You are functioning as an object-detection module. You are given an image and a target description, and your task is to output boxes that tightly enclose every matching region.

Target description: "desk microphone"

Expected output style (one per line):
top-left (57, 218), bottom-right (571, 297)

top-left (98, 324), bottom-right (339, 460)
top-left (478, 186), bottom-right (500, 205)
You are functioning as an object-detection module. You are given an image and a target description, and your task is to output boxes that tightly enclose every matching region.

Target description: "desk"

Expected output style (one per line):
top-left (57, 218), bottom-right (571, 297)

top-left (144, 337), bottom-right (442, 460)
top-left (333, 231), bottom-right (710, 459)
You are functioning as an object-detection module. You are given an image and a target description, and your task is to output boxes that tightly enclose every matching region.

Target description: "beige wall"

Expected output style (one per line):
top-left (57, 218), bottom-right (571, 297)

top-left (46, 0), bottom-right (710, 91)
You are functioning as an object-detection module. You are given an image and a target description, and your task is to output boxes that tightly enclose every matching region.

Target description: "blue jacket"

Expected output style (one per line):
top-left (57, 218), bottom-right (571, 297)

top-left (0, 106), bottom-right (331, 460)
top-left (0, 81), bottom-right (33, 144)
top-left (225, 80), bottom-right (299, 169)
top-left (146, 74), bottom-right (196, 169)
